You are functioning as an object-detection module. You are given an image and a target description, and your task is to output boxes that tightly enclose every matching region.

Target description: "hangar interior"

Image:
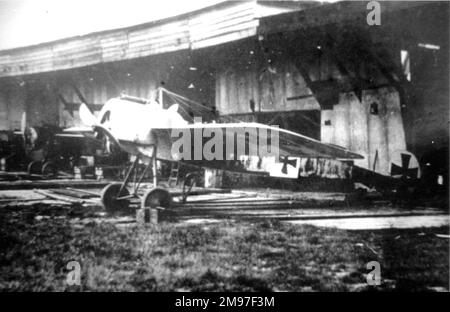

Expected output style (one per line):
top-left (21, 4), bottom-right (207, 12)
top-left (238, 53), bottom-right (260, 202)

top-left (0, 0), bottom-right (448, 193)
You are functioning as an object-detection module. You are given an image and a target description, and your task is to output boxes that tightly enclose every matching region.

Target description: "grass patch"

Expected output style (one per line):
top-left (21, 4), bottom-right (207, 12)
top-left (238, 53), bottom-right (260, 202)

top-left (0, 204), bottom-right (448, 291)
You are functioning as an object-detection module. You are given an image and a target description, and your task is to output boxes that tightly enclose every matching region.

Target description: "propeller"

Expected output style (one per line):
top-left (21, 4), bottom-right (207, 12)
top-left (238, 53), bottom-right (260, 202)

top-left (79, 103), bottom-right (98, 127)
top-left (79, 103), bottom-right (114, 154)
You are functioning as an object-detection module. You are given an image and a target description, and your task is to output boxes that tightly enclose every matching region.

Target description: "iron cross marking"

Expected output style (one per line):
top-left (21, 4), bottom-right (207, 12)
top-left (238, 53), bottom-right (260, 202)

top-left (390, 153), bottom-right (419, 179)
top-left (281, 156), bottom-right (298, 174)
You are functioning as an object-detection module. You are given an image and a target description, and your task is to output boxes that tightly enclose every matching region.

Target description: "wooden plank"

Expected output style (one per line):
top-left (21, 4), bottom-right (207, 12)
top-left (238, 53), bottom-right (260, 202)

top-left (127, 32), bottom-right (189, 50)
top-left (0, 198), bottom-right (43, 203)
top-left (191, 21), bottom-right (258, 49)
top-left (125, 39), bottom-right (190, 59)
top-left (66, 187), bottom-right (100, 196)
top-left (50, 188), bottom-right (96, 199)
top-left (0, 179), bottom-right (109, 190)
top-left (189, 9), bottom-right (255, 38)
top-left (33, 189), bottom-right (85, 204)
top-left (168, 187), bottom-right (231, 197)
top-left (189, 1), bottom-right (254, 28)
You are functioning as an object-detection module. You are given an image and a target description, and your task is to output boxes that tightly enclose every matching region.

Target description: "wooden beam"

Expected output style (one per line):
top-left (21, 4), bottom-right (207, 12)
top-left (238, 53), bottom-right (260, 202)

top-left (322, 31), bottom-right (364, 101)
top-left (361, 43), bottom-right (411, 109)
top-left (70, 84), bottom-right (88, 104)
top-left (58, 93), bottom-right (100, 116)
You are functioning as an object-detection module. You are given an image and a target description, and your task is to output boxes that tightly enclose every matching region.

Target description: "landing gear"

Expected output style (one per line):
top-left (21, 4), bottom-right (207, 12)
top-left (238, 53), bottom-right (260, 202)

top-left (182, 172), bottom-right (199, 203)
top-left (142, 188), bottom-right (171, 209)
top-left (100, 155), bottom-right (144, 213)
top-left (101, 182), bottom-right (130, 213)
top-left (27, 160), bottom-right (42, 175)
top-left (42, 161), bottom-right (58, 178)
top-left (100, 146), bottom-right (173, 213)
top-left (27, 160), bottom-right (58, 178)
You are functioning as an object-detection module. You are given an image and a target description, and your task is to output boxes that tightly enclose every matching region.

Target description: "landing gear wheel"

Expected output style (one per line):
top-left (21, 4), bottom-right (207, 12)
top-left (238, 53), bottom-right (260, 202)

top-left (142, 188), bottom-right (172, 209)
top-left (27, 161), bottom-right (43, 175)
top-left (42, 161), bottom-right (58, 178)
top-left (181, 172), bottom-right (198, 203)
top-left (101, 183), bottom-right (130, 213)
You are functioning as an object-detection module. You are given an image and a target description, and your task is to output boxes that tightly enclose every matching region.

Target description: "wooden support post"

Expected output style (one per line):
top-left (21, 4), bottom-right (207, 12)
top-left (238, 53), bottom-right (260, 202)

top-left (152, 146), bottom-right (158, 187)
top-left (70, 83), bottom-right (88, 104)
top-left (323, 34), bottom-right (363, 102)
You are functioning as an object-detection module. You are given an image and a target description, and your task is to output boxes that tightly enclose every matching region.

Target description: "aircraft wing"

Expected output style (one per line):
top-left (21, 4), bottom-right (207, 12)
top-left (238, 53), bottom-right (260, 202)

top-left (55, 126), bottom-right (97, 139)
top-left (54, 133), bottom-right (85, 138)
top-left (63, 126), bottom-right (94, 133)
top-left (154, 122), bottom-right (363, 160)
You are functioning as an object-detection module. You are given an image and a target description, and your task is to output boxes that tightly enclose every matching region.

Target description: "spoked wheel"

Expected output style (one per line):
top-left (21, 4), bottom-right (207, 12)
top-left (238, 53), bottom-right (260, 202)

top-left (27, 160), bottom-right (43, 175)
top-left (181, 172), bottom-right (198, 203)
top-left (42, 161), bottom-right (58, 178)
top-left (142, 187), bottom-right (172, 209)
top-left (101, 183), bottom-right (130, 213)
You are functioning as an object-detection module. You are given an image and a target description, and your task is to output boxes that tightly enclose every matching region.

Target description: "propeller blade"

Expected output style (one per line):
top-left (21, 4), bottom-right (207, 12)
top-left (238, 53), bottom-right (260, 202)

top-left (79, 103), bottom-right (97, 127)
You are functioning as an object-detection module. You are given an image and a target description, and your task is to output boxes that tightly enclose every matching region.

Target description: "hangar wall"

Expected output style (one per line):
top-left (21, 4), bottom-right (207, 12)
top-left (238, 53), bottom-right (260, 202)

top-left (0, 88), bottom-right (10, 131)
top-left (321, 88), bottom-right (406, 174)
top-left (0, 80), bottom-right (32, 131)
top-left (216, 58), bottom-right (320, 115)
top-left (0, 1), bottom-right (446, 181)
top-left (213, 37), bottom-right (407, 175)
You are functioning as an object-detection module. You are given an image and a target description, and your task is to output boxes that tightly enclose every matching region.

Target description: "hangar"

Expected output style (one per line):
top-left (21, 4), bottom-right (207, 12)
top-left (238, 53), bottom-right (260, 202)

top-left (0, 0), bottom-right (448, 190)
top-left (0, 0), bottom-right (449, 293)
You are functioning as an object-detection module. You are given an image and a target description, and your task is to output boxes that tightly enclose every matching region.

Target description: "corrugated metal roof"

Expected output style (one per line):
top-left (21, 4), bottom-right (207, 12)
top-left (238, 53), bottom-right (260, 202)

top-left (0, 0), bottom-right (316, 78)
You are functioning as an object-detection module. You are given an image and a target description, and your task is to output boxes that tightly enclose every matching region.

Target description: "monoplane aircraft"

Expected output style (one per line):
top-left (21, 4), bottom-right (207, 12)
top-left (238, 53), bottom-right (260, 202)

top-left (65, 91), bottom-right (362, 212)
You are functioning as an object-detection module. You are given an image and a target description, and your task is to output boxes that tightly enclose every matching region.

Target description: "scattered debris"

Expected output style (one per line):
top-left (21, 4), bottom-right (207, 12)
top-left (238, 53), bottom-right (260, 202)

top-left (33, 189), bottom-right (86, 204)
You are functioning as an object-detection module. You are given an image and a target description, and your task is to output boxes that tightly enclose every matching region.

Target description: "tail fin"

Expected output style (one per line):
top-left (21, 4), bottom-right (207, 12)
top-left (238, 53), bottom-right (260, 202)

top-left (79, 103), bottom-right (97, 127)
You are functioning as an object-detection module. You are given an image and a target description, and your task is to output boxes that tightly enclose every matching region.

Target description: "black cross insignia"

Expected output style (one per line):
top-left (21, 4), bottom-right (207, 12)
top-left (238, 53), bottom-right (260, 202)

top-left (390, 153), bottom-right (419, 179)
top-left (281, 156), bottom-right (298, 174)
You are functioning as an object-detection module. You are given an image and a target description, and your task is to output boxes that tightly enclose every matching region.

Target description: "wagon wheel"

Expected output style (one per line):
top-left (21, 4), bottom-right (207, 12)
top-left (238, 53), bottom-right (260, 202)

top-left (142, 187), bottom-right (172, 209)
top-left (27, 160), bottom-right (43, 175)
top-left (181, 172), bottom-right (198, 203)
top-left (42, 161), bottom-right (58, 178)
top-left (101, 183), bottom-right (130, 213)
